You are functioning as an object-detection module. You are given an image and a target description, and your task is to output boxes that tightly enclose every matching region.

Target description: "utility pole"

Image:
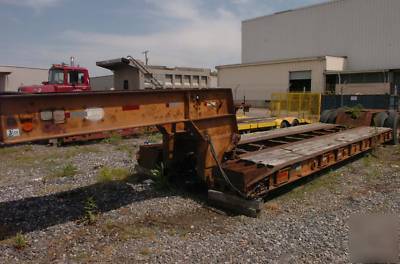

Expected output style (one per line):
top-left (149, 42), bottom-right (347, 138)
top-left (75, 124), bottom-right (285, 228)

top-left (142, 50), bottom-right (149, 65)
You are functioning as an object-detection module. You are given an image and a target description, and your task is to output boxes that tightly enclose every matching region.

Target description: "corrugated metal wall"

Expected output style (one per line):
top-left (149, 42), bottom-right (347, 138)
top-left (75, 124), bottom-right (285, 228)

top-left (242, 0), bottom-right (400, 71)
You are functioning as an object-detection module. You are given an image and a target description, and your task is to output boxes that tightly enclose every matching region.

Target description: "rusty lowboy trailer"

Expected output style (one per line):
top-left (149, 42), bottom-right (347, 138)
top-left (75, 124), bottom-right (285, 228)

top-left (0, 90), bottom-right (396, 216)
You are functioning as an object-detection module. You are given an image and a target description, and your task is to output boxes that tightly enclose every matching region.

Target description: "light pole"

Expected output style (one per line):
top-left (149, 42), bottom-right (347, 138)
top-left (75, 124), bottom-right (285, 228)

top-left (142, 50), bottom-right (149, 65)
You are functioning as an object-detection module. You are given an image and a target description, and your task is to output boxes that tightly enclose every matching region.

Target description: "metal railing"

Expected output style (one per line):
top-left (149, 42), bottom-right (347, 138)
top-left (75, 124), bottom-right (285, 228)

top-left (271, 93), bottom-right (321, 122)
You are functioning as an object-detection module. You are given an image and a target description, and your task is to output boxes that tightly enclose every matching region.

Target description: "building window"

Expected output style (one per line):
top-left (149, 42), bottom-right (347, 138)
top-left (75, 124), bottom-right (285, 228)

top-left (123, 80), bottom-right (129, 90)
top-left (165, 74), bottom-right (173, 87)
top-left (200, 76), bottom-right (208, 87)
top-left (174, 75), bottom-right (182, 86)
top-left (192, 76), bottom-right (199, 87)
top-left (183, 75), bottom-right (191, 86)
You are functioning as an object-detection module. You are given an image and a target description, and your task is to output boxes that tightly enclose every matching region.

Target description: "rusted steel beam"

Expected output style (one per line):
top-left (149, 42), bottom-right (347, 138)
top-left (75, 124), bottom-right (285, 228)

top-left (0, 89), bottom-right (235, 144)
top-left (0, 89), bottom-right (238, 186)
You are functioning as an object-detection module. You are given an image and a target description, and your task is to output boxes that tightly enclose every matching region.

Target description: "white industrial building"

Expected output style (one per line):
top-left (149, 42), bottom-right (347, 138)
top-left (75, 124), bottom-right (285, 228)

top-left (218, 0), bottom-right (400, 106)
top-left (0, 66), bottom-right (48, 92)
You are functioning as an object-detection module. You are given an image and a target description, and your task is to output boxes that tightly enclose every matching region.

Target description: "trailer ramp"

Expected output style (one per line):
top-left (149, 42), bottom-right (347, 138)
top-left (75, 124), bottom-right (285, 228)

top-left (210, 125), bottom-right (392, 216)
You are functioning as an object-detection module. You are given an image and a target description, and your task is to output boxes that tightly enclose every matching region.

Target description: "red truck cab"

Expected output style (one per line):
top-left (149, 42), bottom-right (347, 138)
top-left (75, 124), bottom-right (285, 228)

top-left (19, 64), bottom-right (91, 93)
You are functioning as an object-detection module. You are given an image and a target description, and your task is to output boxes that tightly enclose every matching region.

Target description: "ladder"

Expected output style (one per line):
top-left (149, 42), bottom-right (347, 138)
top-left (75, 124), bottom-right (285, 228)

top-left (126, 56), bottom-right (164, 89)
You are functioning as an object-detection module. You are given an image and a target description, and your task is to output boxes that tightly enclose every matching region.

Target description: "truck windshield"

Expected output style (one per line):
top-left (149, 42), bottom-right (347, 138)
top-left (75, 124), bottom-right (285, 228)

top-left (49, 69), bottom-right (64, 84)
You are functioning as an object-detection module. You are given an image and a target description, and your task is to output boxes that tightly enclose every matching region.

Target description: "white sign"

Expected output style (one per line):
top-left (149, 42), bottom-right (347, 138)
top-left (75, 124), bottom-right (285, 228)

top-left (6, 129), bottom-right (20, 138)
top-left (85, 108), bottom-right (104, 121)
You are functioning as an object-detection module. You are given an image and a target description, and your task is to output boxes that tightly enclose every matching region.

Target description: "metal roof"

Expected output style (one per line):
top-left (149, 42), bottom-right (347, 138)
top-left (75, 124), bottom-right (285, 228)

top-left (217, 56), bottom-right (346, 69)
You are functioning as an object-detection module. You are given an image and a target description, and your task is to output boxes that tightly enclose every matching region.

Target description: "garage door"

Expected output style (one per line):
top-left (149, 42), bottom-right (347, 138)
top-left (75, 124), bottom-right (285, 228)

top-left (289, 71), bottom-right (312, 92)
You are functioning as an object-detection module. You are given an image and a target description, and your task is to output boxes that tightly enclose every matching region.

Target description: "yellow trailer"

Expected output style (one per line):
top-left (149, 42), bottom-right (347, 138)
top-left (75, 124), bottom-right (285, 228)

top-left (237, 116), bottom-right (309, 133)
top-left (237, 93), bottom-right (321, 133)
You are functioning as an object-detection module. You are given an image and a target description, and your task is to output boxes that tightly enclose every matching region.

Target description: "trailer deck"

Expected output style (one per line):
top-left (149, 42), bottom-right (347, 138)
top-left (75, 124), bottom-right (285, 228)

top-left (0, 90), bottom-right (396, 216)
top-left (220, 126), bottom-right (392, 197)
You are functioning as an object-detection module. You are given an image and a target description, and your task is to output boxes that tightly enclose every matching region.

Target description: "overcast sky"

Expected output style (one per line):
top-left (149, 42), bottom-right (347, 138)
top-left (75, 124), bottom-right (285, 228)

top-left (0, 0), bottom-right (326, 76)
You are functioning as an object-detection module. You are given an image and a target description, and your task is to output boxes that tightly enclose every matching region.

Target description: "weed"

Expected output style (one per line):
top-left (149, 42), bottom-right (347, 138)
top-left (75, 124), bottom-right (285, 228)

top-left (101, 220), bottom-right (155, 241)
top-left (150, 163), bottom-right (171, 191)
top-left (83, 197), bottom-right (98, 225)
top-left (36, 183), bottom-right (74, 196)
top-left (103, 133), bottom-right (123, 145)
top-left (13, 232), bottom-right (27, 250)
top-left (0, 146), bottom-right (31, 156)
top-left (97, 167), bottom-right (131, 183)
top-left (362, 154), bottom-right (372, 167)
top-left (140, 248), bottom-right (152, 256)
top-left (146, 133), bottom-right (163, 144)
top-left (123, 227), bottom-right (155, 241)
top-left (22, 145), bottom-right (33, 152)
top-left (49, 163), bottom-right (78, 179)
top-left (104, 219), bottom-right (116, 232)
top-left (115, 144), bottom-right (135, 157)
top-left (283, 170), bottom-right (341, 200)
top-left (264, 202), bottom-right (280, 212)
top-left (344, 104), bottom-right (364, 119)
top-left (365, 167), bottom-right (381, 182)
top-left (64, 146), bottom-right (101, 158)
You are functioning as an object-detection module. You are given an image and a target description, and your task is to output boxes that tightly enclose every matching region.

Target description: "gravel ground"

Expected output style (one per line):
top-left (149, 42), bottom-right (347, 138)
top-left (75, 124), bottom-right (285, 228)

top-left (0, 135), bottom-right (399, 263)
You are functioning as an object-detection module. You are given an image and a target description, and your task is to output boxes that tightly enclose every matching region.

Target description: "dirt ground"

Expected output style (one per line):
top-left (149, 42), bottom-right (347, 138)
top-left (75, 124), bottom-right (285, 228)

top-left (0, 134), bottom-right (399, 263)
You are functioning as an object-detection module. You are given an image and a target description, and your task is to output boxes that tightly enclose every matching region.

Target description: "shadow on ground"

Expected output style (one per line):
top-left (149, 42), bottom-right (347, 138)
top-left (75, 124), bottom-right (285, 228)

top-left (0, 178), bottom-right (167, 240)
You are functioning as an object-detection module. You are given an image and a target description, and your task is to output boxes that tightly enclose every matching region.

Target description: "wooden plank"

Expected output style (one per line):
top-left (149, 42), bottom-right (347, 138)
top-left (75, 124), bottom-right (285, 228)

top-left (239, 123), bottom-right (338, 145)
top-left (241, 127), bottom-right (391, 168)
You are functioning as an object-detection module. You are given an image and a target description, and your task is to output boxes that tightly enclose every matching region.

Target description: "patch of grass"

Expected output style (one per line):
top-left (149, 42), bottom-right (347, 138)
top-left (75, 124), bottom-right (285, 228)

top-left (362, 154), bottom-right (373, 167)
top-left (103, 133), bottom-right (123, 145)
top-left (150, 163), bottom-right (171, 191)
top-left (0, 145), bottom-right (33, 156)
top-left (49, 163), bottom-right (78, 179)
top-left (64, 146), bottom-right (101, 158)
top-left (96, 167), bottom-right (132, 183)
top-left (36, 183), bottom-right (75, 196)
top-left (365, 167), bottom-right (381, 182)
top-left (146, 133), bottom-right (163, 144)
top-left (13, 232), bottom-right (27, 250)
top-left (102, 220), bottom-right (155, 241)
top-left (140, 248), bottom-right (152, 256)
top-left (264, 202), bottom-right (280, 212)
top-left (115, 144), bottom-right (136, 157)
top-left (83, 197), bottom-right (98, 225)
top-left (283, 170), bottom-right (342, 200)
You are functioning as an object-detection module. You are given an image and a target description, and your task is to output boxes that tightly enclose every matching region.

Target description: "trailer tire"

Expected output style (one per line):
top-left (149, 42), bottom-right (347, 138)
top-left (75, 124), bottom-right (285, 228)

top-left (280, 120), bottom-right (290, 128)
top-left (327, 109), bottom-right (339, 124)
top-left (292, 119), bottom-right (300, 126)
top-left (373, 112), bottom-right (389, 127)
top-left (384, 110), bottom-right (399, 145)
top-left (320, 110), bottom-right (331, 123)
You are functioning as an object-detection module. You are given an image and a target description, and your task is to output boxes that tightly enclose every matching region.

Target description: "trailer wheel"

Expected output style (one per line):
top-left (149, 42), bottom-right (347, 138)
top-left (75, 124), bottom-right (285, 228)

top-left (327, 109), bottom-right (339, 124)
top-left (320, 110), bottom-right (331, 123)
top-left (291, 119), bottom-right (300, 126)
top-left (280, 120), bottom-right (290, 128)
top-left (384, 110), bottom-right (399, 145)
top-left (373, 112), bottom-right (389, 127)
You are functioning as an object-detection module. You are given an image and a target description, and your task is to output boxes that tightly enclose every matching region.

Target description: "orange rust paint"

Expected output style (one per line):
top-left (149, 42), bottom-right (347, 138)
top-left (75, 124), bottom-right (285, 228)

top-left (21, 122), bottom-right (34, 132)
top-left (275, 169), bottom-right (290, 186)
